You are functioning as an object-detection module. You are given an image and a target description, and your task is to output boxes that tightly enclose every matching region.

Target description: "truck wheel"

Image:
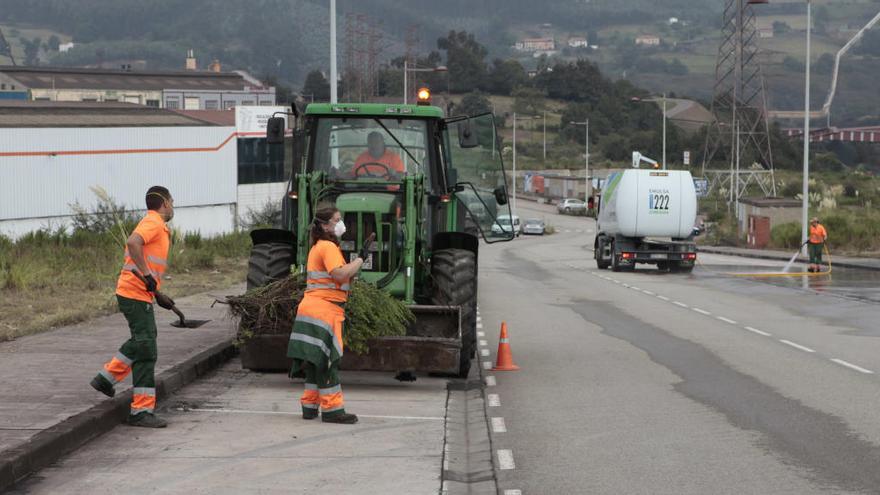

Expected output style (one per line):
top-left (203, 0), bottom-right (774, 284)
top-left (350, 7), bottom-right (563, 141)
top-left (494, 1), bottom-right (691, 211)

top-left (596, 237), bottom-right (610, 270)
top-left (564, 207), bottom-right (571, 214)
top-left (247, 242), bottom-right (294, 291)
top-left (432, 249), bottom-right (477, 378)
top-left (670, 262), bottom-right (694, 274)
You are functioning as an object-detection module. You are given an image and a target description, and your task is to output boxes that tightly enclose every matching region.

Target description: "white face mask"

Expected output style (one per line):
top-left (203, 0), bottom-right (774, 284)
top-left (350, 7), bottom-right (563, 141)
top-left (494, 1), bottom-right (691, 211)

top-left (334, 219), bottom-right (346, 238)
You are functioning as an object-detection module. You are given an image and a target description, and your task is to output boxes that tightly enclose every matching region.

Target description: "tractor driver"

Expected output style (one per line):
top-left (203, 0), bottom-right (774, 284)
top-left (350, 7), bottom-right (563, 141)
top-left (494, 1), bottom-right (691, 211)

top-left (353, 131), bottom-right (405, 179)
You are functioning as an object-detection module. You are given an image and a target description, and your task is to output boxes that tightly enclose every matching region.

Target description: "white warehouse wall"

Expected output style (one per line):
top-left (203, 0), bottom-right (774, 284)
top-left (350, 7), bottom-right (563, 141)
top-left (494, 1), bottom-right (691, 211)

top-left (0, 126), bottom-right (237, 239)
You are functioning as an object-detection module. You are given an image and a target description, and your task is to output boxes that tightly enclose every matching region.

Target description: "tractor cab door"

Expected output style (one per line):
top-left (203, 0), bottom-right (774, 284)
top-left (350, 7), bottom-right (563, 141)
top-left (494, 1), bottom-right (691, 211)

top-left (442, 113), bottom-right (514, 242)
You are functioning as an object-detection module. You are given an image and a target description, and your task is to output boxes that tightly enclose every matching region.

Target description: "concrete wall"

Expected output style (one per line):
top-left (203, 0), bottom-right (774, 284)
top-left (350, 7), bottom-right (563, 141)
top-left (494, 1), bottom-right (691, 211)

top-left (0, 126), bottom-right (237, 239)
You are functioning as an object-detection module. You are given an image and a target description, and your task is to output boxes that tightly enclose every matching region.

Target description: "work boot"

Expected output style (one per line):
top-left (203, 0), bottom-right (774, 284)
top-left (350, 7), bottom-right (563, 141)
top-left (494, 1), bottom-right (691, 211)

top-left (90, 376), bottom-right (115, 398)
top-left (302, 411), bottom-right (318, 420)
top-left (322, 412), bottom-right (358, 424)
top-left (126, 412), bottom-right (168, 428)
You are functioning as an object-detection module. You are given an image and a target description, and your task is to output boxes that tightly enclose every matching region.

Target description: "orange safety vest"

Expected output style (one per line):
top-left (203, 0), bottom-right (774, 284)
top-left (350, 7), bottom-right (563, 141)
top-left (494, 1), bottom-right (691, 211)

top-left (809, 224), bottom-right (827, 244)
top-left (305, 240), bottom-right (350, 303)
top-left (354, 149), bottom-right (405, 176)
top-left (116, 210), bottom-right (171, 303)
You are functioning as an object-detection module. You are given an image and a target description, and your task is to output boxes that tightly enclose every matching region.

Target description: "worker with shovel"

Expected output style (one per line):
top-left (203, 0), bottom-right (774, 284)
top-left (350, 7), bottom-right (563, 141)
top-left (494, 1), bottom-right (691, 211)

top-left (90, 186), bottom-right (174, 428)
top-left (288, 205), bottom-right (369, 425)
top-left (808, 217), bottom-right (828, 273)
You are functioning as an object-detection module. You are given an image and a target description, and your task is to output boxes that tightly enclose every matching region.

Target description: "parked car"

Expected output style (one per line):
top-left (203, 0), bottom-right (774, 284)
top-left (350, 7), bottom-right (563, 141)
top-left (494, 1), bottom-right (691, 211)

top-left (557, 198), bottom-right (587, 215)
top-left (523, 218), bottom-right (545, 235)
top-left (491, 214), bottom-right (523, 237)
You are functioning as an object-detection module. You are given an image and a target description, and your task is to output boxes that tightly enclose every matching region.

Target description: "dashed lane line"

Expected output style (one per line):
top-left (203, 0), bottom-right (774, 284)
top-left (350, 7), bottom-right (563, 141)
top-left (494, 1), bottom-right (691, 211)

top-left (485, 376), bottom-right (496, 387)
top-left (479, 339), bottom-right (488, 347)
top-left (779, 340), bottom-right (816, 353)
top-left (481, 349), bottom-right (490, 357)
top-left (692, 307), bottom-right (711, 316)
top-left (657, 295), bottom-right (670, 301)
top-left (488, 394), bottom-right (501, 407)
top-left (716, 316), bottom-right (738, 325)
top-left (497, 449), bottom-right (516, 470)
top-left (673, 301), bottom-right (689, 308)
top-left (491, 417), bottom-right (507, 433)
top-left (483, 361), bottom-right (493, 370)
top-left (831, 358), bottom-right (875, 374)
top-left (745, 326), bottom-right (772, 337)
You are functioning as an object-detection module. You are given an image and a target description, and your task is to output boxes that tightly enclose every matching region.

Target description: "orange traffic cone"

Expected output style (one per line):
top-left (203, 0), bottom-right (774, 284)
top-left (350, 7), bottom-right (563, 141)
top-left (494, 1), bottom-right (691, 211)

top-left (492, 322), bottom-right (520, 371)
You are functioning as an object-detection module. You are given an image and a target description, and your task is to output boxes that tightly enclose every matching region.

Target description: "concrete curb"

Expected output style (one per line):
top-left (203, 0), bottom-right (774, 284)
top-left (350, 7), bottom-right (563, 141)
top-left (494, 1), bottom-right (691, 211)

top-left (697, 246), bottom-right (880, 272)
top-left (0, 339), bottom-right (236, 492)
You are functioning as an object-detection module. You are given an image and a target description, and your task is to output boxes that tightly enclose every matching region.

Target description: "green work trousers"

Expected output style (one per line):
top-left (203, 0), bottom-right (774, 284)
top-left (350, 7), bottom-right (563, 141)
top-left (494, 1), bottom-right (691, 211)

top-left (297, 359), bottom-right (346, 419)
top-left (808, 242), bottom-right (824, 265)
top-left (94, 296), bottom-right (158, 393)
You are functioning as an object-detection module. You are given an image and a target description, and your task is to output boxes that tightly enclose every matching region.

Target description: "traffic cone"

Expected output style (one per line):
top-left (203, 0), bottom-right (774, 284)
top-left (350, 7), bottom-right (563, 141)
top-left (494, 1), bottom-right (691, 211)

top-left (492, 322), bottom-right (520, 371)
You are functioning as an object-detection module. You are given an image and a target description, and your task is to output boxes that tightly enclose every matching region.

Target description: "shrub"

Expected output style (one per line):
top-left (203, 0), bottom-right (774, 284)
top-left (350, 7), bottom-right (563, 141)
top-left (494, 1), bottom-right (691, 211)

top-left (770, 222), bottom-right (802, 250)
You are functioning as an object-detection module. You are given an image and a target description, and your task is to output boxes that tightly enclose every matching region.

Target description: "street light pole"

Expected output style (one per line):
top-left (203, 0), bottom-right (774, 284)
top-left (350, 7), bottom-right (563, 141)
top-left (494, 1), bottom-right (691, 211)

top-left (512, 112), bottom-right (517, 215)
top-left (801, 0), bottom-right (812, 255)
top-left (329, 0), bottom-right (337, 104)
top-left (543, 109), bottom-right (547, 166)
top-left (570, 120), bottom-right (591, 204)
top-left (403, 59), bottom-right (408, 105)
top-left (662, 93), bottom-right (667, 170)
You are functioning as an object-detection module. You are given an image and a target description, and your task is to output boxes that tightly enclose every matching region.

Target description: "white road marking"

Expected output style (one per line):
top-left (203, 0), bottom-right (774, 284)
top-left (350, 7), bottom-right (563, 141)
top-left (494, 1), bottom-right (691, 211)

top-left (831, 358), bottom-right (875, 374)
top-left (657, 295), bottom-right (670, 301)
top-left (485, 375), bottom-right (496, 387)
top-left (180, 408), bottom-right (442, 420)
top-left (642, 290), bottom-right (655, 296)
top-left (477, 323), bottom-right (483, 329)
top-left (481, 348), bottom-right (490, 357)
top-left (613, 280), bottom-right (621, 284)
top-left (504, 490), bottom-right (523, 495)
top-left (673, 301), bottom-right (689, 308)
top-left (477, 316), bottom-right (482, 322)
top-left (744, 326), bottom-right (771, 337)
top-left (479, 339), bottom-right (488, 347)
top-left (491, 417), bottom-right (507, 433)
top-left (483, 361), bottom-right (493, 370)
top-left (716, 316), bottom-right (738, 325)
top-left (488, 394), bottom-right (501, 407)
top-left (478, 331), bottom-right (485, 337)
top-left (779, 340), bottom-right (816, 353)
top-left (630, 286), bottom-right (641, 291)
top-left (622, 283), bottom-right (630, 288)
top-left (497, 449), bottom-right (516, 470)
top-left (692, 308), bottom-right (711, 315)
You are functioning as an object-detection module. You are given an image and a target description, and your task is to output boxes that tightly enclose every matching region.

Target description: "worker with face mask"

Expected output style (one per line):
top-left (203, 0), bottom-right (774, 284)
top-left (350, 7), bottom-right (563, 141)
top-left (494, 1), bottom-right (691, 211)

top-left (287, 205), bottom-right (368, 424)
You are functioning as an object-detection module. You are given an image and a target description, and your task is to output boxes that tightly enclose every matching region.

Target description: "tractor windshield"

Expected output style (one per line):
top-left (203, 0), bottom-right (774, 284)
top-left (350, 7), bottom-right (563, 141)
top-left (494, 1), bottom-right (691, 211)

top-left (312, 117), bottom-right (428, 181)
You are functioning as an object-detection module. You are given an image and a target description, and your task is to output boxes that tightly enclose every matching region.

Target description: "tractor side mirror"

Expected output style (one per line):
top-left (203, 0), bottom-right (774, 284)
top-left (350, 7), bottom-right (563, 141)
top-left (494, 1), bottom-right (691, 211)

top-left (457, 119), bottom-right (479, 148)
top-left (493, 186), bottom-right (508, 206)
top-left (266, 117), bottom-right (286, 144)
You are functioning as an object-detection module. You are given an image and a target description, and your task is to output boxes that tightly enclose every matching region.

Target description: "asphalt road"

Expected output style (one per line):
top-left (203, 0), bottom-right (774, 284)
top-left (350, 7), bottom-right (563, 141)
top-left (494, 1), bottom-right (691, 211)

top-left (482, 202), bottom-right (880, 495)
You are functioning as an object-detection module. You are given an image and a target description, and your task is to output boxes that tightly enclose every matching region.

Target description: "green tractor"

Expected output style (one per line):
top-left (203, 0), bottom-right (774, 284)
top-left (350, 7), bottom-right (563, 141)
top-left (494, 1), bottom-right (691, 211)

top-left (245, 100), bottom-right (514, 378)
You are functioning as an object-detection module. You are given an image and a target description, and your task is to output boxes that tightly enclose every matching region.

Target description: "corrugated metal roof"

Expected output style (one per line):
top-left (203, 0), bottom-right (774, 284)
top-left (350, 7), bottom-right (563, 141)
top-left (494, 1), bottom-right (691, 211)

top-left (0, 65), bottom-right (255, 91)
top-left (0, 101), bottom-right (218, 127)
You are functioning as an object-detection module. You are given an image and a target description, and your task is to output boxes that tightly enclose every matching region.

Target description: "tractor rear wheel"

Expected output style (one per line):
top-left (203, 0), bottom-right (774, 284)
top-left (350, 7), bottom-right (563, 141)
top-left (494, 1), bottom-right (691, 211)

top-left (246, 241), bottom-right (295, 291)
top-left (432, 249), bottom-right (478, 378)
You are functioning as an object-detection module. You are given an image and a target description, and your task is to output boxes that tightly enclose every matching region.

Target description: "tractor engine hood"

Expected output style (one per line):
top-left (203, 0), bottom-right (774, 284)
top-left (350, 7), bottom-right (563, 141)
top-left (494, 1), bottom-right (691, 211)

top-left (335, 192), bottom-right (398, 214)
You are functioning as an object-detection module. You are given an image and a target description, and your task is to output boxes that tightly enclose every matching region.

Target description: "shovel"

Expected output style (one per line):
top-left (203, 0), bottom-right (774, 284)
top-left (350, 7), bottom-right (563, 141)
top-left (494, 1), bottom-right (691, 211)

top-left (130, 270), bottom-right (211, 329)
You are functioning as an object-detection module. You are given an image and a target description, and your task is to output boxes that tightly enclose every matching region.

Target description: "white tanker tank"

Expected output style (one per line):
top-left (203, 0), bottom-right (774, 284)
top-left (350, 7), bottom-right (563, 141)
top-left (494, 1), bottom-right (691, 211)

top-left (594, 153), bottom-right (699, 273)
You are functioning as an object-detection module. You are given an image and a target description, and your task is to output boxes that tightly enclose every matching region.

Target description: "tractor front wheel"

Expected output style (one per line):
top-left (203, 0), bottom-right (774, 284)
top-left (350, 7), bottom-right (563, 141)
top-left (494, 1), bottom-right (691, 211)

top-left (432, 249), bottom-right (478, 378)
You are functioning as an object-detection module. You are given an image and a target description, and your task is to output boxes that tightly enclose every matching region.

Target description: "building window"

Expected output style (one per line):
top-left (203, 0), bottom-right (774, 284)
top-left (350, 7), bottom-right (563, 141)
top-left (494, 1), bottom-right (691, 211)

top-left (205, 100), bottom-right (219, 110)
top-left (104, 98), bottom-right (118, 102)
top-left (241, 100), bottom-right (255, 106)
top-left (184, 96), bottom-right (200, 110)
top-left (224, 101), bottom-right (236, 110)
top-left (10, 85), bottom-right (14, 90)
top-left (237, 137), bottom-right (286, 185)
top-left (1, 83), bottom-right (5, 90)
top-left (259, 100), bottom-right (273, 106)
top-left (165, 99), bottom-right (180, 109)
top-left (81, 97), bottom-right (98, 102)
top-left (146, 99), bottom-right (160, 107)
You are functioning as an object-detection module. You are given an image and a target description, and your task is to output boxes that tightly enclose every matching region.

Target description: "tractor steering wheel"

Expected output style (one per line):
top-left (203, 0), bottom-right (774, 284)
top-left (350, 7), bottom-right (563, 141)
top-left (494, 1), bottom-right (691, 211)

top-left (354, 161), bottom-right (395, 180)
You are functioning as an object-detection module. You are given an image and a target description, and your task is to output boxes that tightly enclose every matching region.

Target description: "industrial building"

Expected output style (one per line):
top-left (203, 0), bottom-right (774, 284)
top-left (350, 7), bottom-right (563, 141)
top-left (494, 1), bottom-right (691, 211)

top-left (0, 101), bottom-right (289, 239)
top-left (0, 65), bottom-right (275, 110)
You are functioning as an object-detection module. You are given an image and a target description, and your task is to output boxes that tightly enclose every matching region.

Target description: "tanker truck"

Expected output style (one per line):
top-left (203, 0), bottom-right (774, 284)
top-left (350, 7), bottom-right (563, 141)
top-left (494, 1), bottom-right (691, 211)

top-left (594, 152), bottom-right (698, 273)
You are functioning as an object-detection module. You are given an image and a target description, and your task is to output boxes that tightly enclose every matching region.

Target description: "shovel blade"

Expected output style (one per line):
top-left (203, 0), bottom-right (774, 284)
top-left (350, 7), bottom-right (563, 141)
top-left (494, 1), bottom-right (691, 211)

top-left (171, 319), bottom-right (211, 329)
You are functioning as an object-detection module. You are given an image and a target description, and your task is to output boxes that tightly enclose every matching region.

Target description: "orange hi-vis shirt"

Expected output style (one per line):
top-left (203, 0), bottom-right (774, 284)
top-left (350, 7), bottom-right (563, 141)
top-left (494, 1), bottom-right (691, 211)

top-left (116, 210), bottom-right (171, 303)
top-left (305, 240), bottom-right (350, 303)
top-left (809, 224), bottom-right (827, 244)
top-left (354, 149), bottom-right (405, 176)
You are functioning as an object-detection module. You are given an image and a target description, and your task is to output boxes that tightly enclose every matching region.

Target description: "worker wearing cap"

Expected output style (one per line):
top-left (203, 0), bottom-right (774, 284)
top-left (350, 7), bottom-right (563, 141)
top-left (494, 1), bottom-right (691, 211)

top-left (808, 217), bottom-right (828, 273)
top-left (353, 131), bottom-right (405, 178)
top-left (90, 186), bottom-right (175, 428)
top-left (288, 205), bottom-right (367, 424)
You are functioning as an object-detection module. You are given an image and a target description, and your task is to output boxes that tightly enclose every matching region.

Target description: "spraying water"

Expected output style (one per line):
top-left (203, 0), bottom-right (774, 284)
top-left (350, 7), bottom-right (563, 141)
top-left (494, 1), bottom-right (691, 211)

top-left (782, 248), bottom-right (802, 273)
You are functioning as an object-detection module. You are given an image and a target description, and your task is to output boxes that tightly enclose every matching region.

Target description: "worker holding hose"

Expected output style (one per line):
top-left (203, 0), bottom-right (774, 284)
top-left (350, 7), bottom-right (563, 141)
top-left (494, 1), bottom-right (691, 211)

top-left (288, 205), bottom-right (369, 425)
top-left (808, 217), bottom-right (828, 273)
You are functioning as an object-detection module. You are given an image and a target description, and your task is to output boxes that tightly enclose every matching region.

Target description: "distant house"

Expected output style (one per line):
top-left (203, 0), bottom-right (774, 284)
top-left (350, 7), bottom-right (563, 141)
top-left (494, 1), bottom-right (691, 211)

top-left (568, 37), bottom-right (589, 48)
top-left (668, 17), bottom-right (680, 25)
top-left (758, 27), bottom-right (774, 39)
top-left (635, 35), bottom-right (661, 46)
top-left (515, 38), bottom-right (556, 52)
top-left (59, 42), bottom-right (75, 53)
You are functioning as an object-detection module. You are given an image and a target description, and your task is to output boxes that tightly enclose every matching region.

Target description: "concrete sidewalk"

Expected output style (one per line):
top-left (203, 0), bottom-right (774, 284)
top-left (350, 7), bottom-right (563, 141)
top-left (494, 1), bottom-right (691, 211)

top-left (0, 285), bottom-right (243, 492)
top-left (697, 245), bottom-right (880, 272)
